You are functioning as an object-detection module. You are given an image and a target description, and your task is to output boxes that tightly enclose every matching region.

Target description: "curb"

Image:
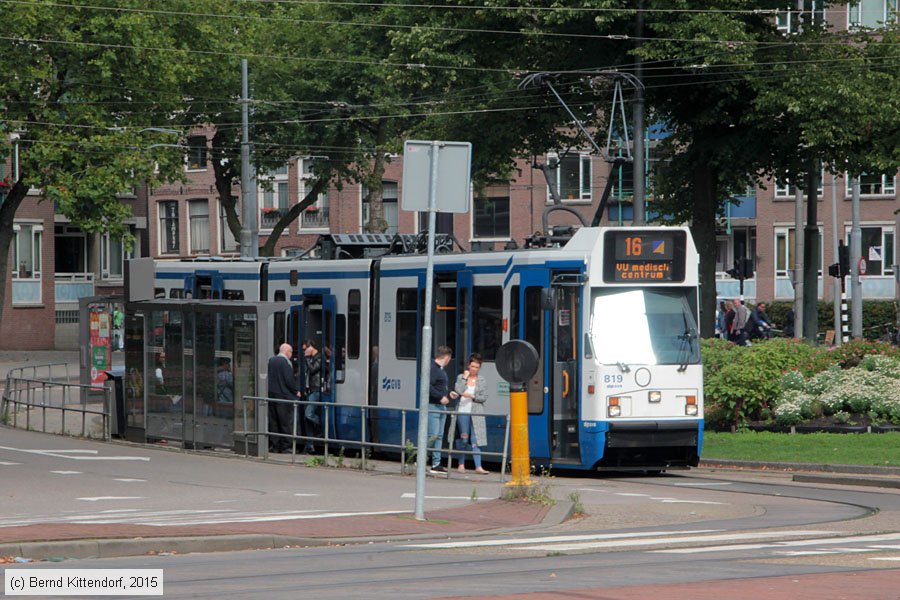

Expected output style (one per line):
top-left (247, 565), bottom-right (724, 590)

top-left (0, 501), bottom-right (574, 562)
top-left (0, 535), bottom-right (328, 562)
top-left (700, 459), bottom-right (900, 477)
top-left (792, 474), bottom-right (900, 490)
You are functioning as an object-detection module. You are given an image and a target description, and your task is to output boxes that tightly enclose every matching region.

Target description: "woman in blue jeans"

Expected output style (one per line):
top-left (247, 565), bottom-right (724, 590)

top-left (454, 353), bottom-right (489, 474)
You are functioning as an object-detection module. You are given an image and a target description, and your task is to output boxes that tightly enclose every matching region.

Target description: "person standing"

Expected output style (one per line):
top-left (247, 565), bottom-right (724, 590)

top-left (454, 353), bottom-right (489, 474)
top-left (302, 340), bottom-right (322, 454)
top-left (427, 346), bottom-right (457, 474)
top-left (267, 343), bottom-right (301, 453)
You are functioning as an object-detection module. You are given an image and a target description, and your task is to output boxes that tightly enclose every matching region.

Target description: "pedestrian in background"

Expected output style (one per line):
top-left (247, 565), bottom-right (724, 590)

top-left (267, 343), bottom-right (301, 453)
top-left (427, 346), bottom-right (457, 475)
top-left (302, 340), bottom-right (322, 454)
top-left (454, 353), bottom-right (489, 474)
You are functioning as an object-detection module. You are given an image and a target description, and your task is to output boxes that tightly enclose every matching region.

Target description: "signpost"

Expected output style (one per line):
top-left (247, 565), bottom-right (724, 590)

top-left (404, 140), bottom-right (471, 521)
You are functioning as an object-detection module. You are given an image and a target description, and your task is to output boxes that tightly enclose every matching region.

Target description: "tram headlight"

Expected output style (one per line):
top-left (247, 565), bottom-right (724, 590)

top-left (684, 395), bottom-right (698, 416)
top-left (648, 390), bottom-right (662, 403)
top-left (608, 396), bottom-right (626, 417)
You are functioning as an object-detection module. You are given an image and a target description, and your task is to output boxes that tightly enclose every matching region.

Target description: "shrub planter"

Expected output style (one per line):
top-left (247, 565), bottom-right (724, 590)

top-left (794, 424), bottom-right (869, 434)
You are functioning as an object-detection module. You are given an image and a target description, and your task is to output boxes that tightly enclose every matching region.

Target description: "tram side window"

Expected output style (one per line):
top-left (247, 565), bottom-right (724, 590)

top-left (473, 286), bottom-right (502, 361)
top-left (169, 288), bottom-right (183, 299)
top-left (509, 285), bottom-right (520, 340)
top-left (273, 311), bottom-right (286, 356)
top-left (334, 315), bottom-right (346, 383)
top-left (224, 289), bottom-right (244, 300)
top-left (396, 288), bottom-right (418, 360)
top-left (154, 288), bottom-right (166, 299)
top-left (274, 290), bottom-right (285, 302)
top-left (348, 290), bottom-right (361, 359)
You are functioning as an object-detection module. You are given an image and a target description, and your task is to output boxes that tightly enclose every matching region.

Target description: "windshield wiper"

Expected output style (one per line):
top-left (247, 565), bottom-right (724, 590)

top-left (677, 311), bottom-right (697, 372)
top-left (616, 361), bottom-right (631, 373)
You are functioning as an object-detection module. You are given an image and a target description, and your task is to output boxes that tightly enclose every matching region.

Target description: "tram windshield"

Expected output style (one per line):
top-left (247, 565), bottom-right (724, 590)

top-left (590, 287), bottom-right (700, 366)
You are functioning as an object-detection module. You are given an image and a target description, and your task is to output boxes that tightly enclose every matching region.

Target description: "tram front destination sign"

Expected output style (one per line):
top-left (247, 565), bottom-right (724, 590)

top-left (603, 229), bottom-right (687, 283)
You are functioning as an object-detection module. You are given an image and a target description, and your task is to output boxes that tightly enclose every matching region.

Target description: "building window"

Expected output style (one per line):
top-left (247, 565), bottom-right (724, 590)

top-left (101, 234), bottom-right (132, 280)
top-left (849, 0), bottom-right (897, 28)
top-left (159, 201), bottom-right (180, 255)
top-left (186, 136), bottom-right (207, 170)
top-left (846, 226), bottom-right (895, 276)
top-left (776, 227), bottom-right (823, 277)
top-left (548, 153), bottom-right (592, 201)
top-left (299, 159), bottom-right (329, 230)
top-left (774, 168), bottom-right (826, 198)
top-left (473, 185), bottom-right (510, 239)
top-left (777, 2), bottom-right (826, 33)
top-left (846, 172), bottom-right (897, 196)
top-left (12, 223), bottom-right (42, 279)
top-left (189, 200), bottom-right (210, 253)
top-left (259, 165), bottom-right (289, 230)
top-left (219, 204), bottom-right (239, 253)
top-left (362, 181), bottom-right (399, 235)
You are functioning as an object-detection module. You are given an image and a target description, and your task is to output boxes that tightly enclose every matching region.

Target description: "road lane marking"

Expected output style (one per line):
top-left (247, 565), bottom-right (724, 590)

top-left (400, 493), bottom-right (491, 500)
top-left (616, 493), bottom-right (649, 497)
top-left (0, 445), bottom-right (149, 461)
top-left (521, 530), bottom-right (836, 552)
top-left (660, 499), bottom-right (727, 505)
top-left (294, 493), bottom-right (319, 497)
top-left (51, 471), bottom-right (82, 475)
top-left (76, 496), bottom-right (145, 501)
top-left (114, 478), bottom-right (146, 483)
top-left (0, 462), bottom-right (21, 466)
top-left (404, 529), bottom-right (722, 550)
top-left (672, 482), bottom-right (734, 487)
top-left (653, 532), bottom-right (900, 554)
top-left (871, 557), bottom-right (900, 561)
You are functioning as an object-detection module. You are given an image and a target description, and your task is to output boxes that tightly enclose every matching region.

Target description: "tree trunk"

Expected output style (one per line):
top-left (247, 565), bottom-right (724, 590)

top-left (803, 162), bottom-right (820, 343)
top-left (363, 119), bottom-right (389, 234)
top-left (0, 181), bottom-right (29, 331)
top-left (689, 164), bottom-right (720, 339)
top-left (211, 131), bottom-right (242, 243)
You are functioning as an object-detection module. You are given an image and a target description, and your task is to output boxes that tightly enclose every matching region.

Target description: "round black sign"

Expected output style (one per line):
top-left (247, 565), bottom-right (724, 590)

top-left (495, 340), bottom-right (540, 385)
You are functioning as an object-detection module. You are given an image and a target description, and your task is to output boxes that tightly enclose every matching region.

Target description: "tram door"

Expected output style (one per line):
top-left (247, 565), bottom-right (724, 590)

top-left (289, 293), bottom-right (337, 402)
top-left (428, 272), bottom-right (470, 381)
top-left (519, 270), bottom-right (581, 462)
top-left (549, 274), bottom-right (581, 462)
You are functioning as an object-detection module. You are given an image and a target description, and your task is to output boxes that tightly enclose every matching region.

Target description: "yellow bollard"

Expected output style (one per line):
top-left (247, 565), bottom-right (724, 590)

top-left (506, 387), bottom-right (533, 487)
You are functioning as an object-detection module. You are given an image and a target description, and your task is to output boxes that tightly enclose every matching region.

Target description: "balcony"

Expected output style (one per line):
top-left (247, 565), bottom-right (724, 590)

top-left (260, 207), bottom-right (289, 229)
top-left (55, 272), bottom-right (95, 305)
top-left (301, 207), bottom-right (330, 230)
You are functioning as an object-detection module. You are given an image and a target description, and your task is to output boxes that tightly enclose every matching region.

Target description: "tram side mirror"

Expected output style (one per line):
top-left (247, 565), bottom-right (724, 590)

top-left (541, 289), bottom-right (555, 310)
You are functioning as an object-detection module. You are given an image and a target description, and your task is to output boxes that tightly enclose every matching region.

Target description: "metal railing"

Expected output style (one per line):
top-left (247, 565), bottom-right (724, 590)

top-left (1, 376), bottom-right (110, 440)
top-left (234, 396), bottom-right (511, 479)
top-left (6, 362), bottom-right (73, 385)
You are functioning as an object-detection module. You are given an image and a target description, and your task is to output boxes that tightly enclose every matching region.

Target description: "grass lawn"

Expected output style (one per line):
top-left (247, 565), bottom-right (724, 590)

top-left (702, 431), bottom-right (900, 467)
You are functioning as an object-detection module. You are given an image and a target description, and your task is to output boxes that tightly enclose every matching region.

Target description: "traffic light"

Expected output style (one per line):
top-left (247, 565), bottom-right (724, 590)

top-left (726, 258), bottom-right (754, 280)
top-left (828, 263), bottom-right (841, 278)
top-left (838, 240), bottom-right (849, 277)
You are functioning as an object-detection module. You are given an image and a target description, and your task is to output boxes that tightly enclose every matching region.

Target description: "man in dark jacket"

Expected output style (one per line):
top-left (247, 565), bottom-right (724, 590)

top-left (302, 340), bottom-right (322, 454)
top-left (267, 343), bottom-right (301, 453)
top-left (427, 345), bottom-right (457, 474)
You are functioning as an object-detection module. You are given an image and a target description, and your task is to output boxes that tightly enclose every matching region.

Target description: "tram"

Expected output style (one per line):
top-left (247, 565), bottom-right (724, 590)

top-left (143, 226), bottom-right (703, 471)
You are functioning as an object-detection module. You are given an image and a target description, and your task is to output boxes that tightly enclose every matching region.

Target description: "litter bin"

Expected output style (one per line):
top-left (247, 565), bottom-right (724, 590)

top-left (105, 366), bottom-right (126, 438)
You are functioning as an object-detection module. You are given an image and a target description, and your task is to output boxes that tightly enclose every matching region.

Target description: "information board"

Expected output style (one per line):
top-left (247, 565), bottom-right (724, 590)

top-left (603, 230), bottom-right (687, 283)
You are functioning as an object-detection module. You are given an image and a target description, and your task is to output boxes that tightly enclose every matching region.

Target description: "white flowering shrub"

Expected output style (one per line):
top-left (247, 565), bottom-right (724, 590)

top-left (780, 370), bottom-right (807, 392)
top-left (860, 354), bottom-right (900, 379)
top-left (807, 366), bottom-right (842, 396)
top-left (773, 390), bottom-right (809, 426)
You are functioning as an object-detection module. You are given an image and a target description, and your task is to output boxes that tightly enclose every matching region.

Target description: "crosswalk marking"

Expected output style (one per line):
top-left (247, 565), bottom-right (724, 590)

top-left (52, 471), bottom-right (82, 475)
top-left (404, 529), bottom-right (722, 550)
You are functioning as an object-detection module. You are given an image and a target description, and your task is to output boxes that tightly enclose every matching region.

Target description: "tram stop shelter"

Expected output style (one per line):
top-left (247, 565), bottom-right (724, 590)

top-left (122, 298), bottom-right (291, 454)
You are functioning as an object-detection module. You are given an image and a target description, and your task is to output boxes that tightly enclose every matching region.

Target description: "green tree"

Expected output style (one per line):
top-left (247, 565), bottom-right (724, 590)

top-left (0, 0), bottom-right (203, 325)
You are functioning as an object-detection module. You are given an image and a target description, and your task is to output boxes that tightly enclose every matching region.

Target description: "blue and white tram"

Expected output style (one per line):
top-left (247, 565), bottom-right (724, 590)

top-left (149, 226), bottom-right (703, 471)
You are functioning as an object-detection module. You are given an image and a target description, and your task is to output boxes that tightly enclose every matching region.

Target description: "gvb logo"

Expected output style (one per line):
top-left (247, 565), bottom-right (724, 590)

top-left (382, 377), bottom-right (401, 391)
